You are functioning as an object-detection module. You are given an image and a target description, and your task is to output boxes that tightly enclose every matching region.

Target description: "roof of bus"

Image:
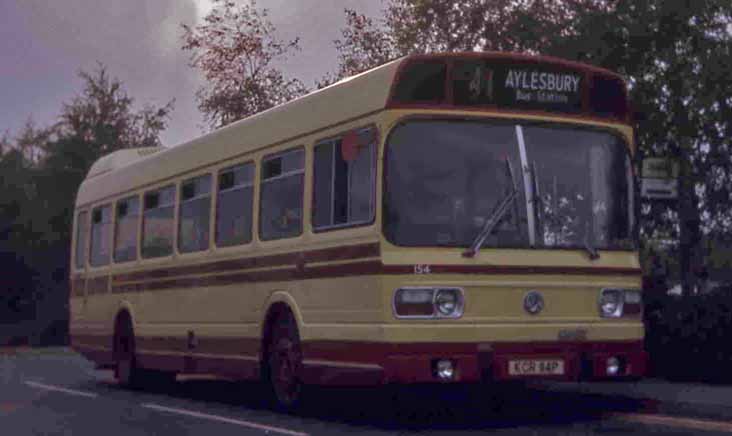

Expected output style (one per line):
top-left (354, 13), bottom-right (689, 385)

top-left (75, 57), bottom-right (403, 207)
top-left (75, 51), bottom-right (625, 208)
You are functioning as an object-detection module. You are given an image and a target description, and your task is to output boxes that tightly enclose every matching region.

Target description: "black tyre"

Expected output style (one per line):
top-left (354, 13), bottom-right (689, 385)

top-left (114, 315), bottom-right (142, 389)
top-left (114, 315), bottom-right (175, 389)
top-left (266, 310), bottom-right (305, 411)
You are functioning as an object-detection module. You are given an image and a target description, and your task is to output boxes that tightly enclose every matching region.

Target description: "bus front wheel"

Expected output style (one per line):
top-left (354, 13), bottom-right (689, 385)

top-left (266, 310), bottom-right (304, 411)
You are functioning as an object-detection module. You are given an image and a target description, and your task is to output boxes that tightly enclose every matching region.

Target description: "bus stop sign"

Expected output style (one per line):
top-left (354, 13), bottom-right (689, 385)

top-left (641, 157), bottom-right (679, 200)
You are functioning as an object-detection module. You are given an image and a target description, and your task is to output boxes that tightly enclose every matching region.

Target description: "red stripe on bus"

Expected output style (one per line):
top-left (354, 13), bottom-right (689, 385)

top-left (380, 264), bottom-right (641, 276)
top-left (108, 261), bottom-right (639, 293)
top-left (70, 242), bottom-right (640, 294)
top-left (113, 242), bottom-right (380, 283)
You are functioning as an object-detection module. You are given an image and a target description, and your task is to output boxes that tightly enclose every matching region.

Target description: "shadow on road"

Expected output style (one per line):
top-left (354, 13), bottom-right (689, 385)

top-left (94, 376), bottom-right (652, 432)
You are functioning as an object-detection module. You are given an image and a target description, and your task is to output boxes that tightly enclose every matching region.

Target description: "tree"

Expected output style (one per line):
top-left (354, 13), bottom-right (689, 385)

top-left (58, 64), bottom-right (173, 157)
top-left (181, 0), bottom-right (307, 128)
top-left (547, 1), bottom-right (732, 294)
top-left (0, 121), bottom-right (49, 258)
top-left (0, 130), bottom-right (9, 156)
top-left (11, 118), bottom-right (52, 164)
top-left (317, 9), bottom-right (399, 87)
top-left (0, 63), bottom-right (173, 345)
top-left (330, 0), bottom-right (732, 294)
top-left (0, 133), bottom-right (46, 341)
top-left (39, 63), bottom-right (173, 246)
top-left (323, 1), bottom-right (608, 83)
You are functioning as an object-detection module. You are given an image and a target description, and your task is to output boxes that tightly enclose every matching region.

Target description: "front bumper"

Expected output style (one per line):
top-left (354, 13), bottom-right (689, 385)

top-left (485, 341), bottom-right (647, 382)
top-left (302, 340), bottom-right (647, 385)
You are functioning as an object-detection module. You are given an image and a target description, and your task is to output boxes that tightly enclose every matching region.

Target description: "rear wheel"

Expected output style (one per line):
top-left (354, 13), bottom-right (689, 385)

top-left (266, 310), bottom-right (305, 411)
top-left (114, 315), bottom-right (176, 389)
top-left (114, 316), bottom-right (142, 389)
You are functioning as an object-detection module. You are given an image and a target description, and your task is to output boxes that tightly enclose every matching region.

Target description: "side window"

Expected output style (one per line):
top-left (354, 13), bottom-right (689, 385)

top-left (260, 148), bottom-right (304, 241)
top-left (74, 211), bottom-right (88, 269)
top-left (142, 185), bottom-right (175, 258)
top-left (114, 196), bottom-right (139, 263)
top-left (178, 174), bottom-right (212, 253)
top-left (313, 128), bottom-right (376, 230)
top-left (216, 163), bottom-right (254, 247)
top-left (89, 205), bottom-right (112, 267)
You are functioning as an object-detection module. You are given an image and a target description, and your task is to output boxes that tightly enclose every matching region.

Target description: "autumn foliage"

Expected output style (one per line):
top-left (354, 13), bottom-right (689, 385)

top-left (181, 0), bottom-right (307, 129)
top-left (320, 0), bottom-right (613, 84)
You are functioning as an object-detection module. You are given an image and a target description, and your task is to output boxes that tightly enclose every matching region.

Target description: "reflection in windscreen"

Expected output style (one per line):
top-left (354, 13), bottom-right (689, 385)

top-left (523, 126), bottom-right (631, 249)
top-left (384, 120), bottom-right (528, 247)
top-left (384, 119), bottom-right (633, 250)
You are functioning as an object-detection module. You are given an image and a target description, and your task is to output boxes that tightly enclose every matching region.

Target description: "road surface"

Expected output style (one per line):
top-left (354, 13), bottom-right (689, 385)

top-left (2, 347), bottom-right (732, 435)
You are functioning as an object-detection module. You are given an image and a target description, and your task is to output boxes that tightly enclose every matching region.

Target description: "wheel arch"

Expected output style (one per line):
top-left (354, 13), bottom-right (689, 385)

top-left (114, 300), bottom-right (136, 324)
top-left (112, 300), bottom-right (136, 352)
top-left (259, 291), bottom-right (304, 373)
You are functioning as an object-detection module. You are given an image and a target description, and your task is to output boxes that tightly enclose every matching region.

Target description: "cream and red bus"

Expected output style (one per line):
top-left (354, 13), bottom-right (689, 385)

top-left (70, 52), bottom-right (646, 409)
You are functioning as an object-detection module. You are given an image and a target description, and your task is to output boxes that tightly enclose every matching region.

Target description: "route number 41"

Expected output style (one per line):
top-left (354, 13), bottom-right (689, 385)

top-left (414, 264), bottom-right (431, 274)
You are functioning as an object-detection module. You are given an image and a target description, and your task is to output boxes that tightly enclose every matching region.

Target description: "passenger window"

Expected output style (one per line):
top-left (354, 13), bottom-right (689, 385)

top-left (114, 196), bottom-right (139, 263)
top-left (313, 128), bottom-right (376, 230)
top-left (260, 149), bottom-right (304, 240)
top-left (178, 174), bottom-right (212, 253)
top-left (142, 185), bottom-right (175, 258)
top-left (74, 211), bottom-right (88, 269)
top-left (89, 205), bottom-right (112, 267)
top-left (216, 163), bottom-right (254, 247)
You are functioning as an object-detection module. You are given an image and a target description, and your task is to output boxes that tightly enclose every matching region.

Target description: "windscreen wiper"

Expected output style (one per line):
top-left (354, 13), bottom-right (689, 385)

top-left (530, 161), bottom-right (543, 244)
top-left (463, 158), bottom-right (518, 258)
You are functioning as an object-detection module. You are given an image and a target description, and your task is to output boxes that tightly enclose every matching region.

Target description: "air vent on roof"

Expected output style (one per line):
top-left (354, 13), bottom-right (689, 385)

top-left (137, 148), bottom-right (162, 157)
top-left (86, 147), bottom-right (164, 179)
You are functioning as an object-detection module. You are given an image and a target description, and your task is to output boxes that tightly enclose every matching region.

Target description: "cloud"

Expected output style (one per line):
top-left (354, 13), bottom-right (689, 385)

top-left (0, 0), bottom-right (384, 147)
top-left (193, 0), bottom-right (216, 22)
top-left (262, 0), bottom-right (385, 87)
top-left (3, 0), bottom-right (205, 146)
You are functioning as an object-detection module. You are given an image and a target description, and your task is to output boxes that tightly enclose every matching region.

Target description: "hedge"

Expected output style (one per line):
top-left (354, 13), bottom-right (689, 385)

top-left (644, 285), bottom-right (732, 382)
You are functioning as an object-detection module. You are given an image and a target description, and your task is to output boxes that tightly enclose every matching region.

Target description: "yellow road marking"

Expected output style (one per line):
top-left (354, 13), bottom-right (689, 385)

top-left (612, 412), bottom-right (732, 433)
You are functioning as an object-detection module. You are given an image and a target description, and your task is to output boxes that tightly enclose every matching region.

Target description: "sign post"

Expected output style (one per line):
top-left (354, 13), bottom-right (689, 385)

top-left (641, 157), bottom-right (679, 200)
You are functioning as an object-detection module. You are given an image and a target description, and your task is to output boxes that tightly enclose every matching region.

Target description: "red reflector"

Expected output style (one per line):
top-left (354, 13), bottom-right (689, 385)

top-left (624, 303), bottom-right (642, 315)
top-left (341, 130), bottom-right (360, 162)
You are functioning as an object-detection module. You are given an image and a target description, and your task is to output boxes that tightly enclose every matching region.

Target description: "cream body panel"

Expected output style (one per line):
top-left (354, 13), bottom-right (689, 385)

top-left (75, 61), bottom-right (400, 209)
top-left (71, 81), bottom-right (642, 352)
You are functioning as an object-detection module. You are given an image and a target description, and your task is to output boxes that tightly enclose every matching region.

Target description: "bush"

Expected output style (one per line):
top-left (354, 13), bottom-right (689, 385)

top-left (644, 285), bottom-right (732, 382)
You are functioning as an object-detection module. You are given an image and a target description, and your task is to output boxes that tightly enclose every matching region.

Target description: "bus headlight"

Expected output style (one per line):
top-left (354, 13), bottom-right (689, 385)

top-left (394, 288), bottom-right (435, 317)
top-left (599, 289), bottom-right (624, 318)
top-left (393, 288), bottom-right (464, 318)
top-left (435, 288), bottom-right (464, 318)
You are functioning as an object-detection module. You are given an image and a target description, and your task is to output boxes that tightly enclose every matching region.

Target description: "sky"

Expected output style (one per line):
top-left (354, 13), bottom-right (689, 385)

top-left (0, 0), bottom-right (384, 147)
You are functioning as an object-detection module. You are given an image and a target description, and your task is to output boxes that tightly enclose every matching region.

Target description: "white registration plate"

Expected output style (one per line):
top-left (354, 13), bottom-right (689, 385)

top-left (508, 359), bottom-right (564, 376)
